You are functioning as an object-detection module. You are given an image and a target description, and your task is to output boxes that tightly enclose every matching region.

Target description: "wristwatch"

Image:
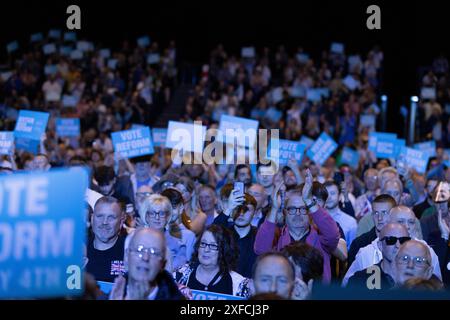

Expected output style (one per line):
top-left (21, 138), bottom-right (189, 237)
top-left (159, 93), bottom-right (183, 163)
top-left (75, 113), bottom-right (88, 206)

top-left (305, 199), bottom-right (317, 210)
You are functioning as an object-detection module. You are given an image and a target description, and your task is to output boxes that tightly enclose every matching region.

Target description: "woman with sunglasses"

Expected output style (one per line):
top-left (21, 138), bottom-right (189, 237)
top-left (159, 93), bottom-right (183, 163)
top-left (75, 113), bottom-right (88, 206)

top-left (174, 224), bottom-right (251, 298)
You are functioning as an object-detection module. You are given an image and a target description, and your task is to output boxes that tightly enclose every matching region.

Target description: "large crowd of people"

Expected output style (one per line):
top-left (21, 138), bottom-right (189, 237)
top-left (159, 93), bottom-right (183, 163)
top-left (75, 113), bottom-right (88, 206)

top-left (1, 31), bottom-right (450, 300)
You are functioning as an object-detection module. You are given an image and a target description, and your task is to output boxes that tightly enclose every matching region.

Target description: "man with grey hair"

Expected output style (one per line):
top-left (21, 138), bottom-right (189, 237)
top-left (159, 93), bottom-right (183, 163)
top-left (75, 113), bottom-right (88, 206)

top-left (344, 205), bottom-right (442, 285)
top-left (346, 223), bottom-right (410, 290)
top-left (394, 239), bottom-right (438, 286)
top-left (109, 227), bottom-right (184, 300)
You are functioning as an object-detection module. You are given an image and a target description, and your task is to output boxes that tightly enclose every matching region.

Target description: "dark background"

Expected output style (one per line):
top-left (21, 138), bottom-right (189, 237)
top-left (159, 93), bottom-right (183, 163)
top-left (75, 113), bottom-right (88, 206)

top-left (0, 0), bottom-right (448, 135)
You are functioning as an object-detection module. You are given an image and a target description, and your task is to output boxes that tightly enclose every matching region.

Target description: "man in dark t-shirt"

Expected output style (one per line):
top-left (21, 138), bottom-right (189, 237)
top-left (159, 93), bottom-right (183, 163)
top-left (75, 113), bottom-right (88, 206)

top-left (86, 196), bottom-right (126, 282)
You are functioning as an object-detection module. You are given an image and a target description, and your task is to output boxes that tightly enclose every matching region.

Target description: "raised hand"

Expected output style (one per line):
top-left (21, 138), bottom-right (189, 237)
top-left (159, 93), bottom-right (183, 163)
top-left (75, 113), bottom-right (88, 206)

top-left (109, 275), bottom-right (126, 300)
top-left (291, 278), bottom-right (313, 300)
top-left (302, 168), bottom-right (313, 202)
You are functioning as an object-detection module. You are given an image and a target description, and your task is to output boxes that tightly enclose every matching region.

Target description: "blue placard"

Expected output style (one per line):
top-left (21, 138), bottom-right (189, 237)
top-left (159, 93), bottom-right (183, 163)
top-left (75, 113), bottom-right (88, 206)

top-left (30, 33), bottom-right (43, 42)
top-left (217, 115), bottom-right (259, 149)
top-left (269, 139), bottom-right (306, 165)
top-left (14, 110), bottom-right (49, 140)
top-left (414, 141), bottom-right (436, 158)
top-left (166, 121), bottom-right (206, 153)
top-left (290, 86), bottom-right (306, 98)
top-left (62, 95), bottom-right (78, 108)
top-left (0, 168), bottom-right (88, 299)
top-left (331, 42), bottom-right (345, 54)
top-left (306, 132), bottom-right (338, 165)
top-left (147, 53), bottom-right (160, 65)
top-left (444, 149), bottom-right (450, 168)
top-left (341, 147), bottom-right (360, 169)
top-left (56, 118), bottom-right (80, 137)
top-left (296, 53), bottom-right (309, 63)
top-left (360, 114), bottom-right (376, 128)
top-left (264, 107), bottom-right (283, 122)
top-left (64, 32), bottom-right (77, 42)
top-left (107, 59), bottom-right (118, 69)
top-left (112, 127), bottom-right (154, 159)
top-left (241, 47), bottom-right (255, 58)
top-left (44, 65), bottom-right (58, 76)
top-left (7, 41), bottom-right (18, 53)
top-left (60, 46), bottom-right (73, 56)
top-left (190, 290), bottom-right (245, 300)
top-left (137, 36), bottom-right (150, 47)
top-left (401, 147), bottom-right (429, 174)
top-left (14, 137), bottom-right (40, 154)
top-left (306, 88), bottom-right (329, 102)
top-left (393, 139), bottom-right (406, 159)
top-left (152, 128), bottom-right (167, 147)
top-left (299, 136), bottom-right (315, 149)
top-left (70, 50), bottom-right (83, 60)
top-left (368, 132), bottom-right (398, 158)
top-left (99, 49), bottom-right (111, 59)
top-left (76, 41), bottom-right (93, 52)
top-left (43, 44), bottom-right (56, 55)
top-left (0, 132), bottom-right (14, 155)
top-left (48, 29), bottom-right (61, 39)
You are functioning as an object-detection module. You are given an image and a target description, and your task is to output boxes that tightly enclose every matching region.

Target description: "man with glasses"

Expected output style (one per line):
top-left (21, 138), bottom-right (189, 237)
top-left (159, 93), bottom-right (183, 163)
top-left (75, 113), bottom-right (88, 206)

top-left (394, 239), bottom-right (440, 287)
top-left (254, 169), bottom-right (340, 284)
top-left (109, 227), bottom-right (184, 300)
top-left (344, 205), bottom-right (443, 285)
top-left (346, 223), bottom-right (410, 290)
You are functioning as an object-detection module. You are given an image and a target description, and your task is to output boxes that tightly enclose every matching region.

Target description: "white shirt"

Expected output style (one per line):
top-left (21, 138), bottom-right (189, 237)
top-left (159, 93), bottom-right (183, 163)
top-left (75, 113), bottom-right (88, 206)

top-left (329, 209), bottom-right (357, 249)
top-left (342, 238), bottom-right (443, 286)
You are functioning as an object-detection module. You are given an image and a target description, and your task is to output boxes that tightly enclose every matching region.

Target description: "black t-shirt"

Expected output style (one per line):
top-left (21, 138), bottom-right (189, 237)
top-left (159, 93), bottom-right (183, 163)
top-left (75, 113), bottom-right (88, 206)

top-left (346, 261), bottom-right (395, 292)
top-left (233, 227), bottom-right (258, 278)
top-left (187, 266), bottom-right (233, 295)
top-left (86, 234), bottom-right (126, 283)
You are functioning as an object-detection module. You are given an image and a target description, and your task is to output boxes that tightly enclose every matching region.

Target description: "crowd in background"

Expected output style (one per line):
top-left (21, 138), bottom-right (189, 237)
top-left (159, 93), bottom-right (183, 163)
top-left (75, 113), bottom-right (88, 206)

top-left (1, 32), bottom-right (450, 300)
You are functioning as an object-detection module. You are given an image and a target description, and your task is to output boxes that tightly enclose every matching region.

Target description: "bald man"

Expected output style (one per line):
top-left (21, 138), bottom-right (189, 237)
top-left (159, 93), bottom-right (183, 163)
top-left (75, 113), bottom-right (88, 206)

top-left (252, 252), bottom-right (296, 299)
top-left (343, 204), bottom-right (443, 285)
top-left (394, 240), bottom-right (435, 285)
top-left (109, 227), bottom-right (184, 300)
top-left (346, 223), bottom-right (410, 290)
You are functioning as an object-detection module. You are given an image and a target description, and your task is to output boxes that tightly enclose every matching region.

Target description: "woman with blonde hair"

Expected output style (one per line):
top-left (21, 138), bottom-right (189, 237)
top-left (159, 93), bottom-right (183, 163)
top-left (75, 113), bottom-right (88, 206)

top-left (139, 194), bottom-right (195, 272)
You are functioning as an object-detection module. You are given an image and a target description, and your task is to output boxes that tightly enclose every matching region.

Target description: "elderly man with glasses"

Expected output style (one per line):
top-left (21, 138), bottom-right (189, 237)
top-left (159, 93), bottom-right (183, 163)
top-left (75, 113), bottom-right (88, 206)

top-left (254, 169), bottom-right (340, 284)
top-left (394, 239), bottom-right (442, 288)
top-left (346, 223), bottom-right (410, 291)
top-left (109, 227), bottom-right (185, 300)
top-left (343, 205), bottom-right (442, 286)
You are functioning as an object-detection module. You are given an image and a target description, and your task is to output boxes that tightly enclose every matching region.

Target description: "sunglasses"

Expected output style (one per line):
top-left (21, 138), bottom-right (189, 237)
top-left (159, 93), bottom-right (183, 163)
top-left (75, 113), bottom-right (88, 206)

top-left (380, 236), bottom-right (411, 246)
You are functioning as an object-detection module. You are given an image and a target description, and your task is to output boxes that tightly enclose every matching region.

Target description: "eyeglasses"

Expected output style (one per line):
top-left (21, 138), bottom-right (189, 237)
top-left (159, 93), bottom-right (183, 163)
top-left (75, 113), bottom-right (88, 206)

top-left (129, 245), bottom-right (163, 260)
top-left (285, 206), bottom-right (308, 216)
top-left (136, 192), bottom-right (152, 198)
top-left (380, 236), bottom-right (411, 246)
top-left (199, 241), bottom-right (219, 251)
top-left (396, 254), bottom-right (430, 267)
top-left (146, 210), bottom-right (169, 219)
